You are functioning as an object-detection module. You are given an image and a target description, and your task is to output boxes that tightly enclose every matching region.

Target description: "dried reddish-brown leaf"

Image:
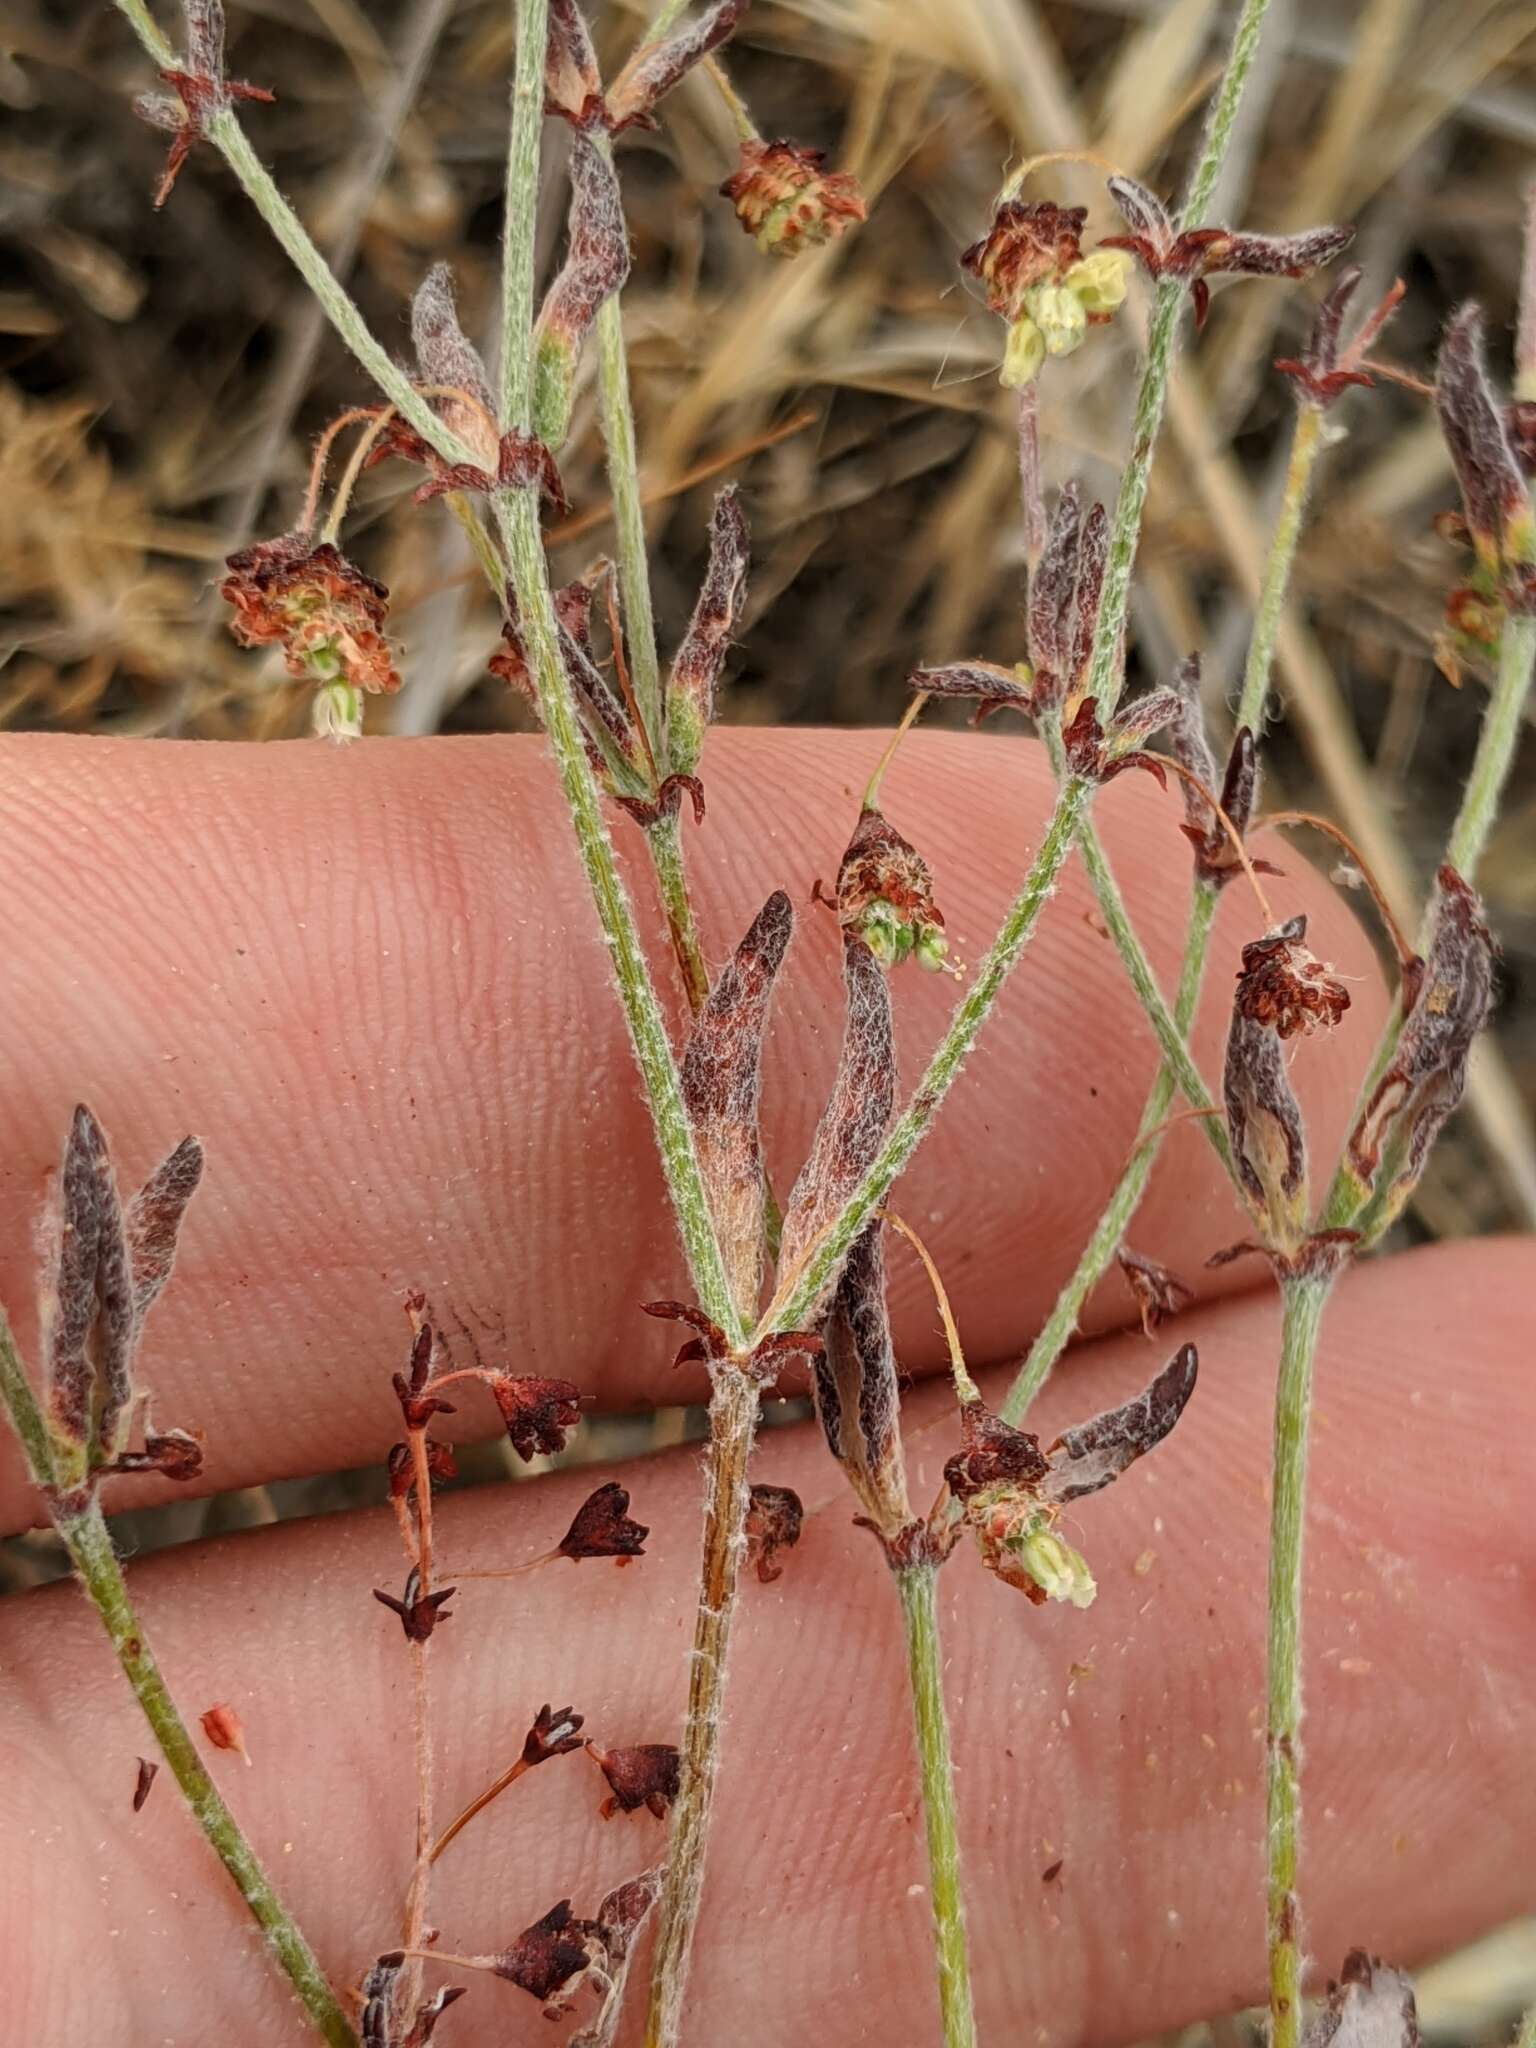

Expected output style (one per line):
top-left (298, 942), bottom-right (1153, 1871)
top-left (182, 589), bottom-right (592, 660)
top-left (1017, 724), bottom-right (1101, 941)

top-left (411, 262), bottom-right (499, 470)
top-left (1224, 963), bottom-right (1310, 1247)
top-left (493, 1898), bottom-right (595, 2006)
top-left (1166, 655), bottom-right (1270, 888)
top-left (1030, 482), bottom-right (1109, 711)
top-left (586, 1741), bottom-right (680, 1819)
top-left (109, 1424), bottom-right (205, 1482)
top-left (132, 1757), bottom-right (159, 1812)
top-left (910, 659), bottom-right (1036, 722)
top-left (1348, 866), bottom-right (1494, 1219)
top-left (544, 0), bottom-right (603, 127)
top-left (1117, 1248), bottom-right (1194, 1337)
top-left (44, 1104), bottom-right (115, 1451)
top-left (745, 1482), bottom-right (804, 1583)
top-left (533, 133), bottom-right (630, 445)
top-left (200, 1701), bottom-right (250, 1763)
top-left (490, 1374), bottom-right (583, 1461)
top-left (373, 1566), bottom-right (456, 1643)
top-left (1041, 1344), bottom-right (1198, 1503)
top-left (1436, 303), bottom-right (1532, 575)
top-left (558, 1481), bottom-right (648, 1561)
top-left (132, 0), bottom-right (274, 207)
top-left (812, 1221), bottom-right (912, 1544)
top-left (604, 0), bottom-right (746, 130)
top-left (566, 1868), bottom-right (665, 2048)
top-left (777, 934), bottom-right (896, 1316)
top-left (1105, 176), bottom-right (1352, 326)
top-left (680, 889), bottom-right (794, 1316)
top-left (1274, 265), bottom-right (1402, 409)
top-left (124, 1135), bottom-right (204, 1320)
top-left (666, 486), bottom-right (749, 771)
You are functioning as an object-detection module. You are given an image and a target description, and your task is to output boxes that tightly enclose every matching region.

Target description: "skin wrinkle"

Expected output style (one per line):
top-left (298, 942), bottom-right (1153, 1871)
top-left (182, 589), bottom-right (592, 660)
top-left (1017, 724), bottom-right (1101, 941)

top-left (1, 1244), bottom-right (1531, 2044)
top-left (0, 727), bottom-right (1384, 1529)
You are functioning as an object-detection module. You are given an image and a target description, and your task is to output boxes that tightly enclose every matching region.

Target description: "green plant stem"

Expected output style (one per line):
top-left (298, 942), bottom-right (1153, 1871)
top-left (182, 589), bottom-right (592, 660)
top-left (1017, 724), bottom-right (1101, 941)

top-left (1321, 607), bottom-right (1536, 1229)
top-left (642, 1366), bottom-right (760, 2048)
top-left (593, 137), bottom-right (664, 747)
top-left (0, 1324), bottom-right (356, 2047)
top-left (1004, 881), bottom-right (1217, 1425)
top-left (1081, 0), bottom-right (1275, 717)
top-left (646, 812), bottom-right (711, 1013)
top-left (1264, 1273), bottom-right (1328, 2048)
top-left (895, 1565), bottom-right (976, 2048)
top-left (1239, 405), bottom-right (1325, 730)
top-left (498, 0), bottom-right (545, 427)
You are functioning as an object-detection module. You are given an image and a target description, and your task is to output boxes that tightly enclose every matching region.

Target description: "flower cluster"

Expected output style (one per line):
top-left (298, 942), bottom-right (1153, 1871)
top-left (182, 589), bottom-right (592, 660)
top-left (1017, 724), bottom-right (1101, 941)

top-left (220, 535), bottom-right (401, 740)
top-left (720, 140), bottom-right (867, 257)
top-left (962, 200), bottom-right (1130, 388)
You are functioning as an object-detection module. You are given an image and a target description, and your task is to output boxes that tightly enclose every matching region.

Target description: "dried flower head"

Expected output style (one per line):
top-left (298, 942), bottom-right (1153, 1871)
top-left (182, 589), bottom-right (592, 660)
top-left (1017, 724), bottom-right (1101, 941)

top-left (1347, 866), bottom-right (1494, 1236)
top-left (490, 1374), bottom-right (583, 1461)
top-left (1235, 915), bottom-right (1351, 1040)
top-left (200, 1701), bottom-right (250, 1764)
top-left (386, 1437), bottom-right (456, 1500)
top-left (133, 0), bottom-right (274, 207)
top-left (523, 1702), bottom-right (587, 1766)
top-left (1117, 1249), bottom-right (1194, 1337)
top-left (721, 139), bottom-right (867, 257)
top-left (373, 1565), bottom-right (456, 1643)
top-left (1061, 686), bottom-right (1182, 787)
top-left (586, 1741), bottom-right (680, 1819)
top-left (557, 1481), bottom-right (649, 1562)
top-left (1104, 176), bottom-right (1353, 328)
top-left (823, 807), bottom-right (948, 972)
top-left (220, 534), bottom-right (401, 738)
top-left (360, 1952), bottom-right (465, 2048)
top-left (962, 199), bottom-right (1130, 388)
top-left (745, 1482), bottom-right (805, 1583)
top-left (944, 1347), bottom-right (1198, 1604)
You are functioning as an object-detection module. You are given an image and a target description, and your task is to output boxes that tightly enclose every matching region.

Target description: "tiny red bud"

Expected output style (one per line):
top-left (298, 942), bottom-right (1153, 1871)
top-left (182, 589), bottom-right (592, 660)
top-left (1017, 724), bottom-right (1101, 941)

top-left (132, 1757), bottom-right (159, 1812)
top-left (200, 1702), bottom-right (250, 1765)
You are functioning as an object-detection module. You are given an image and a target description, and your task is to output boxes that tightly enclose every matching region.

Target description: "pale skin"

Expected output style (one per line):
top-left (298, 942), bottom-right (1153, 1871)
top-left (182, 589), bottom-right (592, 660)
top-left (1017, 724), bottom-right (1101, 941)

top-left (0, 728), bottom-right (1530, 2044)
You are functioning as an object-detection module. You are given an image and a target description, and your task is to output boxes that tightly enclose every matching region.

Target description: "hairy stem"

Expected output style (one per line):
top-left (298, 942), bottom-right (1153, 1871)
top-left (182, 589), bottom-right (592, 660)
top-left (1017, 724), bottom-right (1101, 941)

top-left (643, 1367), bottom-right (760, 2048)
top-left (1004, 882), bottom-right (1217, 1425)
top-left (66, 1494), bottom-right (359, 2045)
top-left (1082, 0), bottom-right (1276, 716)
top-left (647, 812), bottom-right (712, 1013)
top-left (593, 137), bottom-right (664, 746)
top-left (1238, 405), bottom-right (1325, 731)
top-left (1321, 607), bottom-right (1536, 1229)
top-left (0, 1319), bottom-right (356, 2043)
top-left (895, 1565), bottom-right (976, 2048)
top-left (1265, 1274), bottom-right (1328, 2048)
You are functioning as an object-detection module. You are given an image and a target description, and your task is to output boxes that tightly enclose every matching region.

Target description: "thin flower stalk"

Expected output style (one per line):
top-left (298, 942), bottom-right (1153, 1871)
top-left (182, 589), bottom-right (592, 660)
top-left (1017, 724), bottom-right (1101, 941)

top-left (1080, 0), bottom-right (1277, 717)
top-left (0, 1318), bottom-right (358, 2048)
top-left (1264, 1273), bottom-right (1329, 2048)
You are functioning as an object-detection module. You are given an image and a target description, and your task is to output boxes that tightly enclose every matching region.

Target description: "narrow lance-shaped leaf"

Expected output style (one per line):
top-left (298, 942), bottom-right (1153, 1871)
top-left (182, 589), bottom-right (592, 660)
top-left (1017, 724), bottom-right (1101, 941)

top-left (1040, 1343), bottom-right (1198, 1503)
top-left (666, 486), bottom-right (750, 776)
top-left (777, 932), bottom-right (896, 1316)
top-left (813, 1220), bottom-right (911, 1544)
top-left (1436, 302), bottom-right (1534, 577)
top-left (679, 889), bottom-right (794, 1318)
top-left (603, 0), bottom-right (747, 132)
top-left (1348, 866), bottom-right (1494, 1230)
top-left (545, 0), bottom-right (602, 127)
top-left (45, 1105), bottom-right (111, 1454)
top-left (533, 133), bottom-right (630, 452)
top-left (411, 262), bottom-right (499, 470)
top-left (125, 1135), bottom-right (204, 1320)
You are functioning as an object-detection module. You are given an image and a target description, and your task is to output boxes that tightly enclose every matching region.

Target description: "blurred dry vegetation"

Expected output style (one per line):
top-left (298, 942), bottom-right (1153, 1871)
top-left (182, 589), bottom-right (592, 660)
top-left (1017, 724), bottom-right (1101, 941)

top-left (3, 0), bottom-right (1535, 2030)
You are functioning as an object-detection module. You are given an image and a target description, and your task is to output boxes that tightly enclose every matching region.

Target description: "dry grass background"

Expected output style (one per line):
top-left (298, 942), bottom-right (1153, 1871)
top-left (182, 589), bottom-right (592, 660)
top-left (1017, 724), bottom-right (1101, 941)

top-left (2, 0), bottom-right (1534, 2034)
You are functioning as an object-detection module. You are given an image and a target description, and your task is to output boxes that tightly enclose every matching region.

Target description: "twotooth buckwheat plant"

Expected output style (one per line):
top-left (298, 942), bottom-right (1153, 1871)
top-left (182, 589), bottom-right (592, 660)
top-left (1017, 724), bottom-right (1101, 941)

top-left (2, 0), bottom-right (1531, 2044)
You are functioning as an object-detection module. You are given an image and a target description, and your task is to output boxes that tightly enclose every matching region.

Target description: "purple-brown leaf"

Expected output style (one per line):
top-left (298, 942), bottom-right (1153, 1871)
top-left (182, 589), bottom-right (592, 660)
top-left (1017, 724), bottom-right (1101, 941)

top-left (812, 1220), bottom-right (911, 1543)
top-left (604, 0), bottom-right (747, 131)
top-left (1041, 1344), bottom-right (1198, 1503)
